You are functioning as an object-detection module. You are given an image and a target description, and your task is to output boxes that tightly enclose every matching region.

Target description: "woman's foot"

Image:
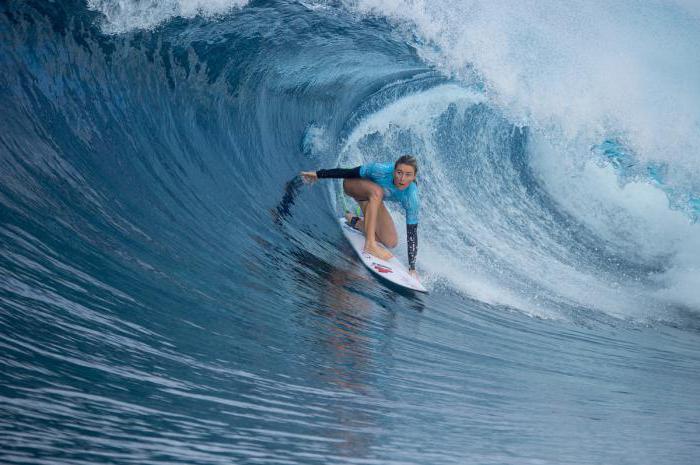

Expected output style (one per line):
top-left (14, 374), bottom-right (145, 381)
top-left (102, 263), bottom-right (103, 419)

top-left (364, 241), bottom-right (393, 261)
top-left (346, 212), bottom-right (392, 259)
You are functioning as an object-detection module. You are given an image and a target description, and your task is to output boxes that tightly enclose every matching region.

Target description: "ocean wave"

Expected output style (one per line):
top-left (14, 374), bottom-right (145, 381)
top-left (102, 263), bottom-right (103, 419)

top-left (3, 2), bottom-right (700, 464)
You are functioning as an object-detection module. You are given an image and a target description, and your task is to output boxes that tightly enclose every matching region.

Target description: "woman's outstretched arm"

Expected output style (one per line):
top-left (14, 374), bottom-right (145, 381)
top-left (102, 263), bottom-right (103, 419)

top-left (300, 166), bottom-right (362, 183)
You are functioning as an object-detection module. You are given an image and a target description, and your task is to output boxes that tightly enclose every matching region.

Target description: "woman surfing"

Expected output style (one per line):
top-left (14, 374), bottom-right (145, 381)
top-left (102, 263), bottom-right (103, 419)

top-left (300, 155), bottom-right (420, 280)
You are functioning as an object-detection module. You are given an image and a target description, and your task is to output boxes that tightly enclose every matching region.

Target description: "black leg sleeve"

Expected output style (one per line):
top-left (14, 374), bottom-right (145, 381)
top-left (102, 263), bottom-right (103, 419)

top-left (407, 223), bottom-right (418, 270)
top-left (316, 166), bottom-right (362, 179)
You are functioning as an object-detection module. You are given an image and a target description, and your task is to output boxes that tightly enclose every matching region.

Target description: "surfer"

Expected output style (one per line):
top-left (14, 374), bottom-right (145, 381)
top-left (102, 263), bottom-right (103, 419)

top-left (300, 155), bottom-right (420, 279)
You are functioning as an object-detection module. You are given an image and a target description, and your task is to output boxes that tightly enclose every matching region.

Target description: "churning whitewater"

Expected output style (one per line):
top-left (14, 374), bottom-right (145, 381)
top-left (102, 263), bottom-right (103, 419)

top-left (1, 1), bottom-right (699, 464)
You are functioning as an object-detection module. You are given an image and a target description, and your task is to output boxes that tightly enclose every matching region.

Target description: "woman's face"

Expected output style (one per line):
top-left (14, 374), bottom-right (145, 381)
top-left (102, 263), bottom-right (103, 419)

top-left (393, 163), bottom-right (416, 190)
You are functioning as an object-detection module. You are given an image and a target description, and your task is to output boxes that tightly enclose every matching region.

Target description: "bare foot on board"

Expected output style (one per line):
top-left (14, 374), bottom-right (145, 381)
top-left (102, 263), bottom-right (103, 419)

top-left (364, 242), bottom-right (393, 261)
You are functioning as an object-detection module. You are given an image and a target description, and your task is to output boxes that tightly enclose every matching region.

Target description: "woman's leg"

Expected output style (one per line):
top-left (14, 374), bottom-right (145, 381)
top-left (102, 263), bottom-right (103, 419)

top-left (347, 201), bottom-right (398, 249)
top-left (343, 179), bottom-right (393, 260)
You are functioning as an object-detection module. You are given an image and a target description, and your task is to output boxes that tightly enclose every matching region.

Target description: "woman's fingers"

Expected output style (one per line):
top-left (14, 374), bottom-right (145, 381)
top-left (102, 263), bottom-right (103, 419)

top-left (299, 171), bottom-right (318, 184)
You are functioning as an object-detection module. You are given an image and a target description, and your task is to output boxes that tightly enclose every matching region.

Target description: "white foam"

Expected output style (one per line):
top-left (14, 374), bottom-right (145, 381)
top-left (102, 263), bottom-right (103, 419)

top-left (530, 135), bottom-right (696, 261)
top-left (343, 84), bottom-right (485, 152)
top-left (87, 0), bottom-right (249, 33)
top-left (530, 134), bottom-right (700, 317)
top-left (348, 0), bottom-right (700, 201)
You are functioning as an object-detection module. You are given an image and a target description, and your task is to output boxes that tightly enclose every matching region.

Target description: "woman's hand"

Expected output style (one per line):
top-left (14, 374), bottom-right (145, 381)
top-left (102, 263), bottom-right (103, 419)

top-left (299, 171), bottom-right (318, 184)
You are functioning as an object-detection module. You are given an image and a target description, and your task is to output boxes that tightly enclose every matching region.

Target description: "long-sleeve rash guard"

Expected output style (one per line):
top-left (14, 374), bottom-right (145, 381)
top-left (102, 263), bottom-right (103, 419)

top-left (317, 163), bottom-right (419, 270)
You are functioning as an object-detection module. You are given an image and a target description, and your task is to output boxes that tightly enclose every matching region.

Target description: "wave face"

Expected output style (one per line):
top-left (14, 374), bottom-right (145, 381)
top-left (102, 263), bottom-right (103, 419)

top-left (1, 1), bottom-right (699, 464)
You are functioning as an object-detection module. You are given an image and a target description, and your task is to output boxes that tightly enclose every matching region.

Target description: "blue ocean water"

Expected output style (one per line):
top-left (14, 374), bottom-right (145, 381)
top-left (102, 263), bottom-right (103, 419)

top-left (1, 1), bottom-right (700, 464)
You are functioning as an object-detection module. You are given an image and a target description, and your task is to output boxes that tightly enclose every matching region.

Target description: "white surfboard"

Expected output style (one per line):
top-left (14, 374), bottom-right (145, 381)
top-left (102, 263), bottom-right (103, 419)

top-left (339, 218), bottom-right (428, 293)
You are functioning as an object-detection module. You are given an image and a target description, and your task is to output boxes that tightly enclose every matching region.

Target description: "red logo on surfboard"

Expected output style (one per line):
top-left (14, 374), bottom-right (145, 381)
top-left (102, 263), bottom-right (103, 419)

top-left (371, 263), bottom-right (393, 273)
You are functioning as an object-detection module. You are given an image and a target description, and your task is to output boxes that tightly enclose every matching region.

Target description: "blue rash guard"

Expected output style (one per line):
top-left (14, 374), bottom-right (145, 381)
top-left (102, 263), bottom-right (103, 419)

top-left (315, 162), bottom-right (420, 270)
top-left (359, 162), bottom-right (420, 225)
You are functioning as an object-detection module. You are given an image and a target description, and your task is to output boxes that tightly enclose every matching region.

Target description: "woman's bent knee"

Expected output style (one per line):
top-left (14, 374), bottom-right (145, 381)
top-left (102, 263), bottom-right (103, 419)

top-left (343, 179), bottom-right (382, 202)
top-left (368, 184), bottom-right (384, 201)
top-left (384, 237), bottom-right (398, 249)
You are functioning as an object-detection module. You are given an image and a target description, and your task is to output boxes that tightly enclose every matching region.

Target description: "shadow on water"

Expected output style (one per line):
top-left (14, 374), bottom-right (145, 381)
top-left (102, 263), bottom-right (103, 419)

top-left (271, 176), bottom-right (305, 226)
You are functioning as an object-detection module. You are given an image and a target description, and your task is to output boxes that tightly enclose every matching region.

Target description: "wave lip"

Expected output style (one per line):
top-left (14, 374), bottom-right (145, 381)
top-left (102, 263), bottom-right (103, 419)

top-left (87, 0), bottom-right (250, 33)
